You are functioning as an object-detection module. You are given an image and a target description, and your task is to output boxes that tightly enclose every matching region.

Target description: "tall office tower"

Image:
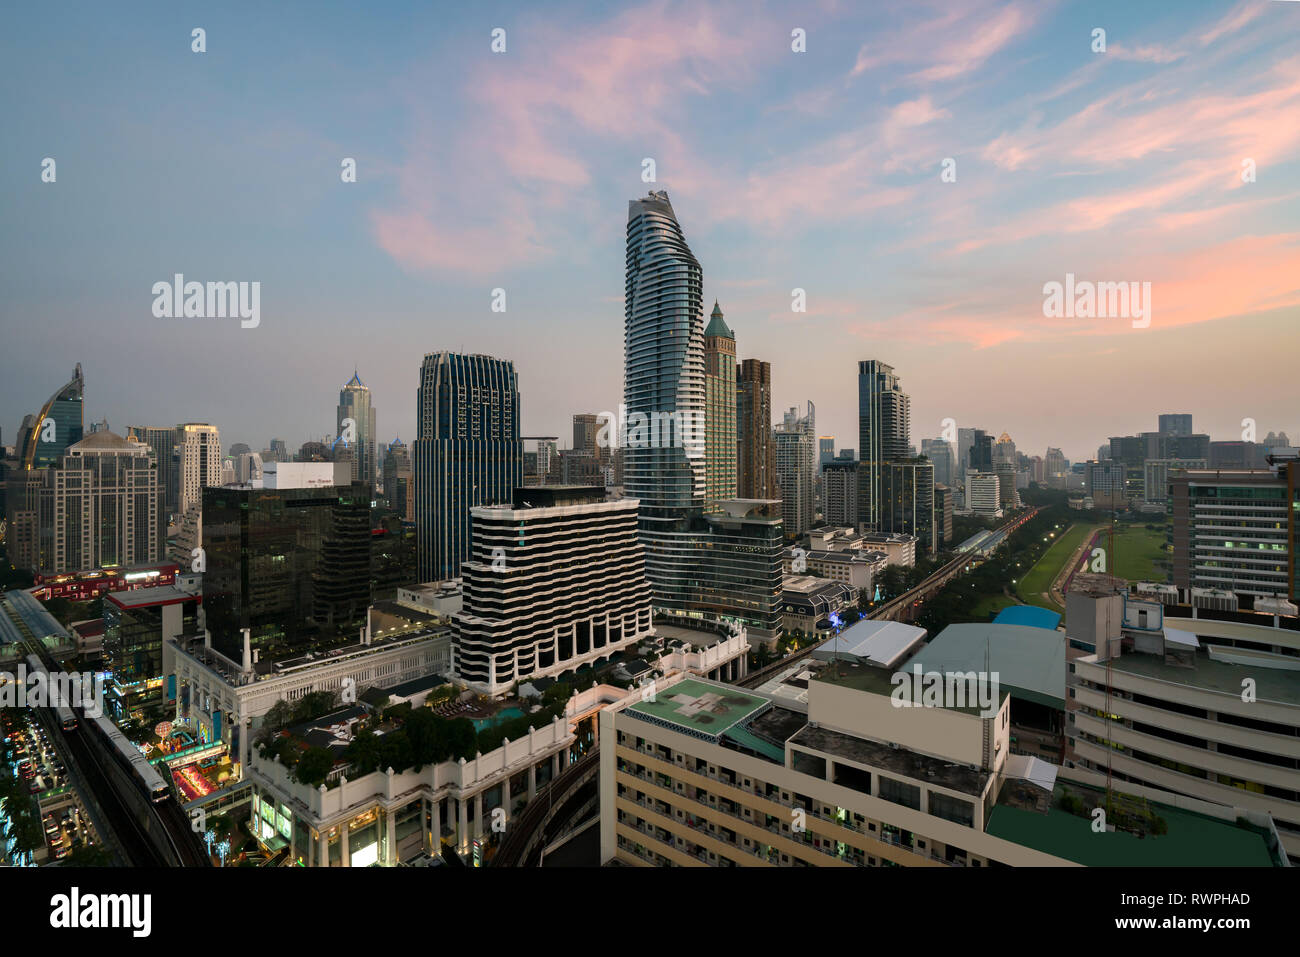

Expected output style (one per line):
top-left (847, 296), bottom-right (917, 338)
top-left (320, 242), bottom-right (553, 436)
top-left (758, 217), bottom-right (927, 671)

top-left (203, 464), bottom-right (372, 660)
top-left (127, 425), bottom-right (176, 556)
top-left (229, 443), bottom-right (251, 458)
top-left (1158, 413), bottom-right (1193, 437)
top-left (773, 424), bottom-right (815, 537)
top-left (414, 352), bottom-right (522, 582)
top-left (337, 370), bottom-right (377, 486)
top-left (38, 431), bottom-right (160, 574)
top-left (818, 437), bottom-right (836, 468)
top-left (920, 437), bottom-right (955, 488)
top-left (234, 451), bottom-right (263, 484)
top-left (857, 360), bottom-right (911, 530)
top-left (1086, 460), bottom-right (1127, 510)
top-left (1170, 457), bottom-right (1298, 600)
top-left (1045, 447), bottom-right (1067, 478)
top-left (993, 432), bottom-right (1017, 468)
top-left (624, 192), bottom-right (783, 642)
top-left (537, 438), bottom-right (557, 480)
top-left (1029, 455), bottom-right (1046, 484)
top-left (703, 301), bottom-right (737, 511)
top-left (737, 358), bottom-right (775, 499)
top-left (6, 365), bottom-right (85, 571)
top-left (964, 471), bottom-right (1002, 518)
top-left (170, 423), bottom-right (221, 563)
top-left (994, 461), bottom-right (1019, 509)
top-left (933, 483), bottom-right (954, 547)
top-left (1264, 431), bottom-right (1293, 449)
top-left (968, 430), bottom-right (993, 472)
top-left (823, 460), bottom-right (859, 527)
top-left (452, 486), bottom-right (653, 695)
top-left (880, 459), bottom-right (936, 555)
top-left (573, 413), bottom-right (600, 457)
top-left (268, 438), bottom-right (289, 462)
top-left (957, 428), bottom-right (975, 475)
top-left (382, 438), bottom-right (414, 521)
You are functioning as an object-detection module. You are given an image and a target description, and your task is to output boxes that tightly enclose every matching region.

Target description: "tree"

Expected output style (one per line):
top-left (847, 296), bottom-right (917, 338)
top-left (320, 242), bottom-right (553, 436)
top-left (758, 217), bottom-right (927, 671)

top-left (293, 747), bottom-right (336, 787)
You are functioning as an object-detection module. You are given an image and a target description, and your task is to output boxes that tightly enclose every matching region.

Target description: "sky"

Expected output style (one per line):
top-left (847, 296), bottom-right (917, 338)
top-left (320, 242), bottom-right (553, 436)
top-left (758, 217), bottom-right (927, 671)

top-left (2, 0), bottom-right (1298, 464)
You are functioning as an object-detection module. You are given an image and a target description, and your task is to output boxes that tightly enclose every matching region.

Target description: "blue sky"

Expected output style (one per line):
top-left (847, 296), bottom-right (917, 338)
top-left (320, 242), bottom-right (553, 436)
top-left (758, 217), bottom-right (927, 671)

top-left (2, 0), bottom-right (1298, 463)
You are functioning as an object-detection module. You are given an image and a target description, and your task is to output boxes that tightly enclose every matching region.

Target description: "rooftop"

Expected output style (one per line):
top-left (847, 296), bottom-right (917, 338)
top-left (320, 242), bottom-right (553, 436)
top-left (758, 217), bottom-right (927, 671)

top-left (906, 622), bottom-right (1067, 711)
top-left (814, 619), bottom-right (927, 669)
top-left (1094, 647), bottom-right (1300, 707)
top-left (625, 678), bottom-right (770, 742)
top-left (988, 782), bottom-right (1277, 866)
top-left (789, 723), bottom-right (990, 796)
top-left (993, 605), bottom-right (1062, 631)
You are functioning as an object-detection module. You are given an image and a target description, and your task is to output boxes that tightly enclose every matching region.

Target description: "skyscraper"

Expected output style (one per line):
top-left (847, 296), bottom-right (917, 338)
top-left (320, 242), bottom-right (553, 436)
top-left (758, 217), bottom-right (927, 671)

top-left (857, 360), bottom-right (911, 530)
top-left (737, 358), bottom-right (775, 499)
top-left (414, 352), bottom-right (522, 582)
top-left (703, 301), bottom-right (737, 511)
top-left (775, 404), bottom-right (816, 537)
top-left (171, 423), bottom-right (221, 564)
top-left (338, 370), bottom-right (377, 487)
top-left (1159, 413), bottom-right (1194, 437)
top-left (880, 459), bottom-right (935, 555)
top-left (6, 364), bottom-right (85, 571)
top-left (40, 431), bottom-right (160, 574)
top-left (624, 190), bottom-right (706, 519)
top-left (382, 438), bottom-right (414, 521)
top-left (921, 437), bottom-right (956, 488)
top-left (624, 191), bottom-right (782, 642)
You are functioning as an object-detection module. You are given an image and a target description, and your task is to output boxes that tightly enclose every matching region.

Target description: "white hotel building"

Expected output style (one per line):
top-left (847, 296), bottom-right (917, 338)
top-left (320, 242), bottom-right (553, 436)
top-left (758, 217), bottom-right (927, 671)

top-left (453, 486), bottom-right (654, 696)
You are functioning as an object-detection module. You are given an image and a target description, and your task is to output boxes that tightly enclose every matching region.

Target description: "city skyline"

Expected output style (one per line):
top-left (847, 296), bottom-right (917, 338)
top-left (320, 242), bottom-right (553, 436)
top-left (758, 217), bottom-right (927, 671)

top-left (4, 1), bottom-right (1298, 463)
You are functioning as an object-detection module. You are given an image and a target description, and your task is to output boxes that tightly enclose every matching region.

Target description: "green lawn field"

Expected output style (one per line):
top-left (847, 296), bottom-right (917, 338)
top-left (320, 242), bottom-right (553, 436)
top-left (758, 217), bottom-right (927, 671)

top-left (1014, 523), bottom-right (1098, 611)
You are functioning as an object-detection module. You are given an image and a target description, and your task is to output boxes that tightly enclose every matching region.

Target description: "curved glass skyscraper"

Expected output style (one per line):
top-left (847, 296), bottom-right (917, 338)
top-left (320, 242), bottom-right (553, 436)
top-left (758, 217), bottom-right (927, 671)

top-left (624, 190), bottom-right (706, 520)
top-left (622, 192), bottom-right (783, 644)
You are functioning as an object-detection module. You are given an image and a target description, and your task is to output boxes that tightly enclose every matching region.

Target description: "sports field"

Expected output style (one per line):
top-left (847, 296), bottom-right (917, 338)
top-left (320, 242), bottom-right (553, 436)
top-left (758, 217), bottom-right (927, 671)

top-left (1105, 523), bottom-right (1170, 582)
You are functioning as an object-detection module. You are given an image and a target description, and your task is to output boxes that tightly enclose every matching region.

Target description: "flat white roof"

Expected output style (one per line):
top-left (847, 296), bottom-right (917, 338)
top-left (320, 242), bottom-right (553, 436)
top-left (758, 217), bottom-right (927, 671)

top-left (1164, 627), bottom-right (1202, 650)
top-left (813, 619), bottom-right (926, 668)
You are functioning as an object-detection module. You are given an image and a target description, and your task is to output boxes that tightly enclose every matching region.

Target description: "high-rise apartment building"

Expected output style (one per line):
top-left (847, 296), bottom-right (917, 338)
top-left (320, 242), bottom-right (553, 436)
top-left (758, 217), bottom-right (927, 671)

top-left (414, 352), bottom-right (522, 582)
top-left (774, 425), bottom-right (815, 538)
top-left (703, 302), bottom-right (737, 511)
top-left (128, 425), bottom-right (177, 551)
top-left (857, 360), bottom-right (910, 530)
top-left (823, 460), bottom-right (858, 527)
top-left (452, 486), bottom-right (654, 695)
top-left (171, 423), bottom-right (221, 564)
top-left (40, 431), bottom-right (161, 574)
top-left (737, 358), bottom-right (775, 500)
top-left (337, 370), bottom-right (377, 487)
top-left (573, 413), bottom-right (600, 458)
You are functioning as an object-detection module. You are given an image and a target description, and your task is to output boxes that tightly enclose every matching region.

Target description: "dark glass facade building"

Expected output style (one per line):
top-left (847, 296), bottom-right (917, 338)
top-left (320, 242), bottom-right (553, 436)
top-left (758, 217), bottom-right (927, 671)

top-left (202, 481), bottom-right (372, 662)
top-left (857, 360), bottom-right (910, 530)
top-left (879, 459), bottom-right (936, 556)
top-left (414, 352), bottom-right (522, 582)
top-left (103, 586), bottom-right (199, 722)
